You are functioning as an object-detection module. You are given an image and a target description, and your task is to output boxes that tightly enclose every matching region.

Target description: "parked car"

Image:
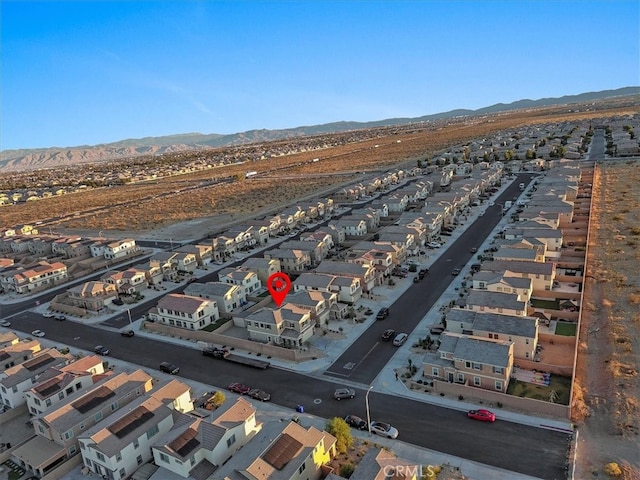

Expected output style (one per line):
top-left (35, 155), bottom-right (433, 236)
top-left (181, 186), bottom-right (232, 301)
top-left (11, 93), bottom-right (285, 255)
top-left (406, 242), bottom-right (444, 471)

top-left (112, 298), bottom-right (124, 306)
top-left (451, 268), bottom-right (461, 276)
top-left (54, 314), bottom-right (66, 321)
top-left (0, 320), bottom-right (11, 327)
top-left (381, 329), bottom-right (395, 342)
top-left (376, 307), bottom-right (389, 320)
top-left (370, 421), bottom-right (399, 439)
top-left (247, 388), bottom-right (271, 402)
top-left (344, 415), bottom-right (367, 430)
top-left (412, 276), bottom-right (420, 283)
top-left (94, 345), bottom-right (110, 355)
top-left (418, 268), bottom-right (429, 279)
top-left (42, 311), bottom-right (55, 318)
top-left (470, 247), bottom-right (477, 253)
top-left (159, 362), bottom-right (180, 374)
top-left (467, 409), bottom-right (496, 422)
top-left (334, 388), bottom-right (356, 400)
top-left (121, 330), bottom-right (135, 337)
top-left (392, 333), bottom-right (408, 347)
top-left (428, 242), bottom-right (442, 248)
top-left (31, 330), bottom-right (46, 337)
top-left (228, 383), bottom-right (251, 395)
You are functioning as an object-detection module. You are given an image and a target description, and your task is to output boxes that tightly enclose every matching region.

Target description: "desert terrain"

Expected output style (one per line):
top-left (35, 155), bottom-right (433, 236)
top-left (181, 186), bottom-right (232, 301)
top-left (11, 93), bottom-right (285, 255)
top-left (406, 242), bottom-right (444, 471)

top-left (572, 159), bottom-right (640, 479)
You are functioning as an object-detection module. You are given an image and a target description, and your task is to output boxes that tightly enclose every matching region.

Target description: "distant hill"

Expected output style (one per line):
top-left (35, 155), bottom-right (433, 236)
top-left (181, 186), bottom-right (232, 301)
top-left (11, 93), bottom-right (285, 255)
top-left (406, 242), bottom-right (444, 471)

top-left (2, 86), bottom-right (638, 172)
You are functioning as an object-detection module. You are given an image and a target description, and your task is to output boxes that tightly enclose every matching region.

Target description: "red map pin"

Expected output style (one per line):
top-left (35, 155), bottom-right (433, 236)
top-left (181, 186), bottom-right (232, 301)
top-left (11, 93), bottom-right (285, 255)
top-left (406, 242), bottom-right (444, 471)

top-left (267, 272), bottom-right (291, 307)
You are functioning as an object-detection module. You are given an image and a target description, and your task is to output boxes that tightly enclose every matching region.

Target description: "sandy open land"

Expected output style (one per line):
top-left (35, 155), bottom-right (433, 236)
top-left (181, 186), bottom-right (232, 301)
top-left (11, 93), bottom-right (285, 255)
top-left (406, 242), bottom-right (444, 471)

top-left (573, 159), bottom-right (640, 479)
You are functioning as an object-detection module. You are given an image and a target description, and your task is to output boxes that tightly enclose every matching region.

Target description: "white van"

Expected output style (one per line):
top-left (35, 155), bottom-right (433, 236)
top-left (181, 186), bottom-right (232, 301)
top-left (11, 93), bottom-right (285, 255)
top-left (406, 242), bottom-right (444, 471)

top-left (519, 183), bottom-right (525, 190)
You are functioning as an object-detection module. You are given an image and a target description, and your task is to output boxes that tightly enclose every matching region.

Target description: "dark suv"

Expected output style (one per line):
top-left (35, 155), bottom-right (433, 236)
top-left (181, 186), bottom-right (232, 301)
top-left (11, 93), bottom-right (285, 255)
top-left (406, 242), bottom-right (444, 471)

top-left (159, 362), bottom-right (180, 374)
top-left (376, 307), bottom-right (390, 320)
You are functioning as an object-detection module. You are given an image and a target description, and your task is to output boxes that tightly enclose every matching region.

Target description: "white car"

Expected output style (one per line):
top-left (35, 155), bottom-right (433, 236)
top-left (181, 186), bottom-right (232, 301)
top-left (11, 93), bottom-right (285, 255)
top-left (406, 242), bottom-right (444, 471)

top-left (31, 330), bottom-right (46, 337)
top-left (42, 311), bottom-right (55, 318)
top-left (370, 421), bottom-right (399, 439)
top-left (428, 242), bottom-right (442, 248)
top-left (0, 320), bottom-right (11, 327)
top-left (489, 201), bottom-right (495, 206)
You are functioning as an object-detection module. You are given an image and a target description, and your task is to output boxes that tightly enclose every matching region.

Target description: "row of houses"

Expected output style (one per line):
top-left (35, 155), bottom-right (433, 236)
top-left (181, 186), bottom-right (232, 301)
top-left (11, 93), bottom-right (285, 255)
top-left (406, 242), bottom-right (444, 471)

top-left (421, 161), bottom-right (585, 393)
top-left (0, 330), bottom-right (423, 480)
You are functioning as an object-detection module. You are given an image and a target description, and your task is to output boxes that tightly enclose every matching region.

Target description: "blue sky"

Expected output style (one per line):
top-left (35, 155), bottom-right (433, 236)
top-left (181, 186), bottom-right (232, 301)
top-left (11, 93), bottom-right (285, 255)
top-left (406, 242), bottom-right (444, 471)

top-left (2, 1), bottom-right (639, 151)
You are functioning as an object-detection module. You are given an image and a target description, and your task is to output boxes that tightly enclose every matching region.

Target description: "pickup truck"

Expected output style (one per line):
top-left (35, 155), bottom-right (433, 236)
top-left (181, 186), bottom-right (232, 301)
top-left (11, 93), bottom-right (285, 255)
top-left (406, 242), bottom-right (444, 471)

top-left (202, 346), bottom-right (270, 369)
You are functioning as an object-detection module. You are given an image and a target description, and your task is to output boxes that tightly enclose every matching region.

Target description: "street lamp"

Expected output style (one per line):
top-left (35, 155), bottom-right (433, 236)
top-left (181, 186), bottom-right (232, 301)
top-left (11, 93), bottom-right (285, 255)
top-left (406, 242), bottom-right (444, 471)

top-left (365, 386), bottom-right (373, 434)
top-left (127, 309), bottom-right (132, 325)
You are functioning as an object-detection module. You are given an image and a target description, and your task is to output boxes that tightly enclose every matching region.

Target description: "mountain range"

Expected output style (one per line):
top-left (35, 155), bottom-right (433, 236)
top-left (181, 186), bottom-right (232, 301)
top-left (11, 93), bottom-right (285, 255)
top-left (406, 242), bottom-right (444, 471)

top-left (2, 86), bottom-right (638, 172)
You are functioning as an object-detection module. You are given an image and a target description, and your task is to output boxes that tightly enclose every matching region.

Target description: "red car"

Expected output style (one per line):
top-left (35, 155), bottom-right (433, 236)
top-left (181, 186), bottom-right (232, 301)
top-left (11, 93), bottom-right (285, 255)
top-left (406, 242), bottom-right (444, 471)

top-left (228, 383), bottom-right (250, 395)
top-left (467, 409), bottom-right (496, 422)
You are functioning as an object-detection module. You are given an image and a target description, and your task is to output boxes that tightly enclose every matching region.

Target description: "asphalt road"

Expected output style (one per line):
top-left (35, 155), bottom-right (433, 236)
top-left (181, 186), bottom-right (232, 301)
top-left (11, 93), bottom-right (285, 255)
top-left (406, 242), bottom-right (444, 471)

top-left (1, 172), bottom-right (571, 480)
top-left (324, 173), bottom-right (537, 384)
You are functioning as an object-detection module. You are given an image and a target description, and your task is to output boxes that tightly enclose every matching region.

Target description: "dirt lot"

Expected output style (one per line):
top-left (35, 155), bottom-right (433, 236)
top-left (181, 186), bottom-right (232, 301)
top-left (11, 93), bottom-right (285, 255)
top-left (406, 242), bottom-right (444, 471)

top-left (572, 159), bottom-right (640, 479)
top-left (1, 103), bottom-right (637, 235)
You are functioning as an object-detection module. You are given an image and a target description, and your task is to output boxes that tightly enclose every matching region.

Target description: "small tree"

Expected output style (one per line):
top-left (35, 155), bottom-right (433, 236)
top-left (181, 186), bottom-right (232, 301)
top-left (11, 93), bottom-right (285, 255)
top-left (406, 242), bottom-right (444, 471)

top-left (326, 417), bottom-right (353, 454)
top-left (211, 391), bottom-right (226, 408)
top-left (340, 463), bottom-right (356, 478)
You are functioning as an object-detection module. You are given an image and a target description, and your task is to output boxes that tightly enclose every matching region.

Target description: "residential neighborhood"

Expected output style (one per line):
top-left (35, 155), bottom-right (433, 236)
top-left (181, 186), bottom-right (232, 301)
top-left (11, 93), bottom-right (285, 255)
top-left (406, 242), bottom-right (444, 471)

top-left (0, 114), bottom-right (638, 480)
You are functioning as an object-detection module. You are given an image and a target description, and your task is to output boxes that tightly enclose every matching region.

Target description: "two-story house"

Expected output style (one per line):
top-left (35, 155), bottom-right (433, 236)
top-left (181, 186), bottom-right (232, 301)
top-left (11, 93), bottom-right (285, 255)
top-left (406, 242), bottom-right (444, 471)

top-left (24, 355), bottom-right (105, 416)
top-left (184, 282), bottom-right (246, 314)
top-left (104, 239), bottom-right (138, 260)
top-left (101, 269), bottom-right (148, 294)
top-left (240, 257), bottom-right (281, 286)
top-left (445, 309), bottom-right (539, 360)
top-left (315, 260), bottom-right (376, 293)
top-left (68, 281), bottom-right (119, 311)
top-left (150, 397), bottom-right (261, 479)
top-left (213, 420), bottom-right (337, 480)
top-left (263, 249), bottom-right (312, 274)
top-left (422, 332), bottom-right (514, 392)
top-left (293, 272), bottom-right (362, 305)
top-left (241, 305), bottom-right (314, 348)
top-left (148, 294), bottom-right (220, 330)
top-left (218, 267), bottom-right (262, 296)
top-left (0, 348), bottom-right (73, 408)
top-left (0, 338), bottom-right (42, 373)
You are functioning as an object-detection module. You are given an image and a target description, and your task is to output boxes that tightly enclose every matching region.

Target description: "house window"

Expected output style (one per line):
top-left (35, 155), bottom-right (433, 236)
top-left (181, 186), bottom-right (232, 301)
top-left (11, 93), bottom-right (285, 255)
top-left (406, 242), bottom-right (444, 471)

top-left (58, 392), bottom-right (65, 400)
top-left (474, 377), bottom-right (481, 386)
top-left (159, 453), bottom-right (170, 464)
top-left (119, 468), bottom-right (126, 478)
top-left (64, 430), bottom-right (74, 440)
top-left (493, 366), bottom-right (504, 375)
top-left (80, 443), bottom-right (86, 450)
top-left (465, 361), bottom-right (471, 369)
top-left (146, 424), bottom-right (159, 439)
top-left (69, 445), bottom-right (77, 455)
top-left (226, 434), bottom-right (236, 448)
top-left (473, 362), bottom-right (482, 370)
top-left (133, 440), bottom-right (139, 449)
top-left (95, 412), bottom-right (103, 422)
top-left (96, 452), bottom-right (105, 462)
top-left (115, 452), bottom-right (122, 462)
top-left (136, 455), bottom-right (143, 466)
top-left (495, 380), bottom-right (503, 391)
top-left (299, 462), bottom-right (306, 474)
top-left (111, 402), bottom-right (118, 411)
top-left (190, 457), bottom-right (196, 467)
top-left (525, 338), bottom-right (529, 344)
top-left (432, 367), bottom-right (439, 376)
top-left (457, 373), bottom-right (464, 383)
